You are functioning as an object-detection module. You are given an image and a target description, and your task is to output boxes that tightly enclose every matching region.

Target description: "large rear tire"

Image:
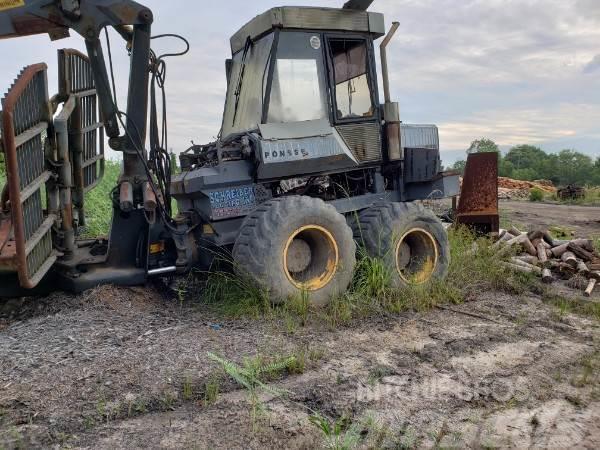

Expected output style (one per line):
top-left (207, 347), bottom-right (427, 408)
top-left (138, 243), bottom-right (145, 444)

top-left (233, 196), bottom-right (356, 306)
top-left (353, 202), bottom-right (450, 288)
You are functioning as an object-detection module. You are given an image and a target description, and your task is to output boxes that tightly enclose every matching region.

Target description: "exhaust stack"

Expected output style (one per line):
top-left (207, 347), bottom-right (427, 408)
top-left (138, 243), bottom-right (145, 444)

top-left (380, 22), bottom-right (402, 161)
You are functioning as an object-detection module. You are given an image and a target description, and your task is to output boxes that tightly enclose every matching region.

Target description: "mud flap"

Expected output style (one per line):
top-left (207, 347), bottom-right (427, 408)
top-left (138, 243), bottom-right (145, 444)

top-left (0, 64), bottom-right (57, 288)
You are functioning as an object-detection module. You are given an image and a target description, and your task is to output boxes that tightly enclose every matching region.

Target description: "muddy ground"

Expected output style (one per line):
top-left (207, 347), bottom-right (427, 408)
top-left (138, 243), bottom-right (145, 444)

top-left (1, 202), bottom-right (599, 449)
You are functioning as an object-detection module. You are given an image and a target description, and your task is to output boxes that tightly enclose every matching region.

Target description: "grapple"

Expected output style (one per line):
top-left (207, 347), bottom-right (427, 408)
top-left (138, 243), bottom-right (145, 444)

top-left (0, 52), bottom-right (104, 288)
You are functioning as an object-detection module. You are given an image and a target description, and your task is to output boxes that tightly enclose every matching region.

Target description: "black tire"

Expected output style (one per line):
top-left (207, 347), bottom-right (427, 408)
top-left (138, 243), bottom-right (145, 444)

top-left (353, 202), bottom-right (450, 288)
top-left (233, 196), bottom-right (356, 306)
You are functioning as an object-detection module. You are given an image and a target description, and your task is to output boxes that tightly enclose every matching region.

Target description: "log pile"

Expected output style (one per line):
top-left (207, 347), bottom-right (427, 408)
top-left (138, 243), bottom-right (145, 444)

top-left (497, 178), bottom-right (557, 200)
top-left (495, 228), bottom-right (600, 298)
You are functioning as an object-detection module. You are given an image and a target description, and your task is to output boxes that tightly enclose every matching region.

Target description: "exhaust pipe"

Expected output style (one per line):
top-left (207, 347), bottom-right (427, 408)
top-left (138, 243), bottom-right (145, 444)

top-left (380, 21), bottom-right (400, 104)
top-left (379, 22), bottom-right (402, 161)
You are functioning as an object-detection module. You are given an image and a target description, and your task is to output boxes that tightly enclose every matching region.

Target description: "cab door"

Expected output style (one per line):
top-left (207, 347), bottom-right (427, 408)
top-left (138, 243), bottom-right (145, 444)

top-left (325, 35), bottom-right (382, 164)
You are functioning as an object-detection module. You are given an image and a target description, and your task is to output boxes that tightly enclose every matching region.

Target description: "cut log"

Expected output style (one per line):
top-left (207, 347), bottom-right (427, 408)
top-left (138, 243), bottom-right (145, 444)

top-left (501, 262), bottom-right (540, 274)
top-left (551, 244), bottom-right (570, 258)
top-left (508, 226), bottom-right (523, 237)
top-left (584, 279), bottom-right (597, 298)
top-left (571, 239), bottom-right (594, 252)
top-left (510, 258), bottom-right (542, 273)
top-left (561, 252), bottom-right (578, 268)
top-left (528, 230), bottom-right (544, 242)
top-left (521, 237), bottom-right (538, 256)
top-left (542, 230), bottom-right (555, 247)
top-left (542, 268), bottom-right (553, 284)
top-left (493, 232), bottom-right (514, 248)
top-left (567, 243), bottom-right (595, 262)
top-left (576, 261), bottom-right (590, 277)
top-left (515, 255), bottom-right (539, 265)
top-left (590, 264), bottom-right (600, 271)
top-left (552, 239), bottom-right (570, 247)
top-left (537, 243), bottom-right (548, 265)
top-left (495, 234), bottom-right (529, 256)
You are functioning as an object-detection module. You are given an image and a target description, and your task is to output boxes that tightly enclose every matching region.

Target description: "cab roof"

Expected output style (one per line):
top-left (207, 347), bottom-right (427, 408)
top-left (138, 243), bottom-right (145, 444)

top-left (230, 6), bottom-right (385, 54)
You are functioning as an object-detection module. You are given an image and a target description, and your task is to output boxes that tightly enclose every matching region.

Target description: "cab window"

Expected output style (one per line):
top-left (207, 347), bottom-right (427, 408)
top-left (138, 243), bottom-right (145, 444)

top-left (222, 34), bottom-right (274, 137)
top-left (329, 39), bottom-right (374, 120)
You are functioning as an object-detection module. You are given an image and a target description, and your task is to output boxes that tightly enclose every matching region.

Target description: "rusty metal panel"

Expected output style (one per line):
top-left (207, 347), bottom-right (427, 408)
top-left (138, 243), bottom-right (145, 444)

top-left (456, 152), bottom-right (499, 234)
top-left (58, 49), bottom-right (104, 225)
top-left (0, 63), bottom-right (57, 288)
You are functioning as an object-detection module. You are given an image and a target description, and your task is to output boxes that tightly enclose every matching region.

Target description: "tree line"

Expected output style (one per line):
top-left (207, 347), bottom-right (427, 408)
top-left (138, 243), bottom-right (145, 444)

top-left (452, 139), bottom-right (600, 186)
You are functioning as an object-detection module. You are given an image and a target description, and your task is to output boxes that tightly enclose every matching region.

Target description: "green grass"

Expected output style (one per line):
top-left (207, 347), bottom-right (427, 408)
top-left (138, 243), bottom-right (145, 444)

top-left (193, 227), bottom-right (535, 329)
top-left (83, 160), bottom-right (120, 237)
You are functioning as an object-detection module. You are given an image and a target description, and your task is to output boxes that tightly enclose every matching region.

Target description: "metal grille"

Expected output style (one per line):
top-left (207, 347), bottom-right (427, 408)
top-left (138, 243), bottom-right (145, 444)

top-left (22, 191), bottom-right (44, 241)
top-left (335, 122), bottom-right (381, 163)
top-left (0, 64), bottom-right (57, 288)
top-left (58, 49), bottom-right (104, 225)
top-left (17, 133), bottom-right (45, 190)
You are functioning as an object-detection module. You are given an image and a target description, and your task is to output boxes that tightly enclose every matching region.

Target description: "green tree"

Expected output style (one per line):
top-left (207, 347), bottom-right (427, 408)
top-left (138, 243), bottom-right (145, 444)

top-left (556, 150), bottom-right (594, 185)
top-left (498, 158), bottom-right (514, 178)
top-left (593, 158), bottom-right (600, 185)
top-left (504, 145), bottom-right (547, 172)
top-left (452, 159), bottom-right (467, 174)
top-left (467, 138), bottom-right (500, 154)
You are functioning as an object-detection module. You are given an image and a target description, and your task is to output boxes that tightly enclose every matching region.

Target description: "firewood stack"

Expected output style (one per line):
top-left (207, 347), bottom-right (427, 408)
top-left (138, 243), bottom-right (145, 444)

top-left (494, 228), bottom-right (600, 298)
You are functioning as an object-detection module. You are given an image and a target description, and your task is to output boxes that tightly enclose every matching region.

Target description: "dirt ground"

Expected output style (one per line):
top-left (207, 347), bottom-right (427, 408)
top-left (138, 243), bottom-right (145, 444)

top-left (1, 202), bottom-right (599, 449)
top-left (500, 200), bottom-right (600, 238)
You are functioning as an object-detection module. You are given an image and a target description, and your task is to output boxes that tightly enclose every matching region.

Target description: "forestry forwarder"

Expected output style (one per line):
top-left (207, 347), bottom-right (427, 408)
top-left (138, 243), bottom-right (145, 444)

top-left (0, 0), bottom-right (459, 304)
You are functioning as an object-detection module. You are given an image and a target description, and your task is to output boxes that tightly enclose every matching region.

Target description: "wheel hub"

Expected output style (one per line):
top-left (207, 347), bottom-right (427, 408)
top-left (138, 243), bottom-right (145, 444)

top-left (283, 225), bottom-right (339, 291)
top-left (286, 239), bottom-right (312, 273)
top-left (395, 228), bottom-right (439, 284)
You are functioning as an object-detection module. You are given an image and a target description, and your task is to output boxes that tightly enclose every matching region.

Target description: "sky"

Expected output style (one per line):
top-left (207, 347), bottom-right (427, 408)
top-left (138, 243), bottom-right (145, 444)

top-left (1, 0), bottom-right (599, 166)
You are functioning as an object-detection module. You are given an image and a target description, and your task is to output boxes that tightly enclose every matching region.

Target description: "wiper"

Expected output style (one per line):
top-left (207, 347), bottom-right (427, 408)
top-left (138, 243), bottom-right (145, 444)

top-left (232, 37), bottom-right (253, 126)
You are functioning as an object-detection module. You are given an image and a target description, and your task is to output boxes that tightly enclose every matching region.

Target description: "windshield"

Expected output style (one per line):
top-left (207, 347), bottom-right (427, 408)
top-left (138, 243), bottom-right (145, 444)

top-left (267, 32), bottom-right (329, 123)
top-left (221, 33), bottom-right (274, 138)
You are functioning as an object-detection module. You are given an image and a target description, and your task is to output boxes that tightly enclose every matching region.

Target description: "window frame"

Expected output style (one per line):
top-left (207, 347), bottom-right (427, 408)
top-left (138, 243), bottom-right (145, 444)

top-left (324, 33), bottom-right (380, 126)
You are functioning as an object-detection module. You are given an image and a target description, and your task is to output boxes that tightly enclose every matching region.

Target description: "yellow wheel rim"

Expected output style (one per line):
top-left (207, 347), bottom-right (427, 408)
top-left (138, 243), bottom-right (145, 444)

top-left (395, 228), bottom-right (439, 285)
top-left (283, 225), bottom-right (339, 291)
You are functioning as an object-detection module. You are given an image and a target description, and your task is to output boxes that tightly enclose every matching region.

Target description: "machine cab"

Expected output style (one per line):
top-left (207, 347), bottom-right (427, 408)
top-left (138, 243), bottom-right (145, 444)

top-left (220, 6), bottom-right (387, 170)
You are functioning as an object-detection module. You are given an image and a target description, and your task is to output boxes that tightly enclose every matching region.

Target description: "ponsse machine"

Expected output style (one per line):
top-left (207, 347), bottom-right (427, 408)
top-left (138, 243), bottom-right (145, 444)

top-left (0, 0), bottom-right (459, 305)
